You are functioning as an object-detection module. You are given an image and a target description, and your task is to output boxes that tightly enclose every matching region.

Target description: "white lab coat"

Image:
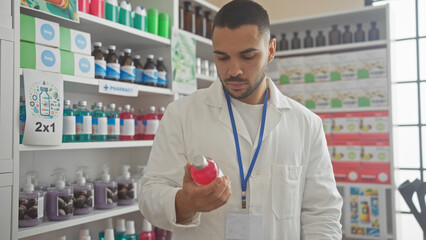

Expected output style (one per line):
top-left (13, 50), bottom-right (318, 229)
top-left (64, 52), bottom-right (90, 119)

top-left (139, 78), bottom-right (343, 240)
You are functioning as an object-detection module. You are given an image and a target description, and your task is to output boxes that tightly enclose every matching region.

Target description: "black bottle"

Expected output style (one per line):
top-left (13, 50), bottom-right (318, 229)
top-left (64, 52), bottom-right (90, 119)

top-left (329, 25), bottom-right (341, 45)
top-left (368, 21), bottom-right (380, 41)
top-left (342, 25), bottom-right (353, 44)
top-left (291, 32), bottom-right (301, 50)
top-left (280, 33), bottom-right (289, 51)
top-left (316, 31), bottom-right (326, 47)
top-left (354, 23), bottom-right (365, 42)
top-left (304, 30), bottom-right (314, 48)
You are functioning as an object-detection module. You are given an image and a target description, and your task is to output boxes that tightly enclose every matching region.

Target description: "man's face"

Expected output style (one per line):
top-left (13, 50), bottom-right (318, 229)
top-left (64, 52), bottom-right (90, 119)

top-left (212, 25), bottom-right (276, 103)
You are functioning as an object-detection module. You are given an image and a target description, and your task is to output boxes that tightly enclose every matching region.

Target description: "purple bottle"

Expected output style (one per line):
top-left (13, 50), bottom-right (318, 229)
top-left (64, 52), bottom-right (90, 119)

top-left (73, 170), bottom-right (94, 215)
top-left (19, 175), bottom-right (44, 227)
top-left (94, 165), bottom-right (118, 209)
top-left (117, 165), bottom-right (136, 205)
top-left (46, 172), bottom-right (74, 221)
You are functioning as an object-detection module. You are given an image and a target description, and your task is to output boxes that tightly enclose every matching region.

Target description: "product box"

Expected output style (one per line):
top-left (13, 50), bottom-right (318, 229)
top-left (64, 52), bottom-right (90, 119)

top-left (279, 83), bottom-right (305, 105)
top-left (330, 52), bottom-right (358, 81)
top-left (70, 29), bottom-right (91, 55)
top-left (330, 140), bottom-right (361, 162)
top-left (20, 41), bottom-right (36, 69)
top-left (361, 140), bottom-right (390, 162)
top-left (332, 161), bottom-right (361, 183)
top-left (74, 53), bottom-right (94, 78)
top-left (357, 49), bottom-right (387, 79)
top-left (20, 14), bottom-right (60, 48)
top-left (304, 54), bottom-right (330, 83)
top-left (331, 80), bottom-right (359, 109)
top-left (20, 41), bottom-right (60, 73)
top-left (278, 57), bottom-right (304, 84)
top-left (305, 82), bottom-right (332, 110)
top-left (359, 111), bottom-right (389, 140)
top-left (60, 50), bottom-right (74, 76)
top-left (358, 78), bottom-right (388, 108)
top-left (331, 112), bottom-right (361, 140)
top-left (359, 162), bottom-right (391, 185)
top-left (317, 113), bottom-right (332, 142)
top-left (60, 26), bottom-right (72, 52)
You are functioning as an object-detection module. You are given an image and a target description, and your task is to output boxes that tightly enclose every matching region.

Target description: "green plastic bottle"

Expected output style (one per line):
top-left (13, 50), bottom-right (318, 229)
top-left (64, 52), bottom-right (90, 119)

top-left (75, 101), bottom-right (92, 142)
top-left (19, 96), bottom-right (26, 144)
top-left (92, 102), bottom-right (108, 142)
top-left (63, 100), bottom-right (76, 143)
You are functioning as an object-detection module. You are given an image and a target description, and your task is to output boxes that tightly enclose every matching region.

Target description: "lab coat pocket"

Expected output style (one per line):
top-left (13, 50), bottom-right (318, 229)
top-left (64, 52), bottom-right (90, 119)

top-left (272, 165), bottom-right (302, 220)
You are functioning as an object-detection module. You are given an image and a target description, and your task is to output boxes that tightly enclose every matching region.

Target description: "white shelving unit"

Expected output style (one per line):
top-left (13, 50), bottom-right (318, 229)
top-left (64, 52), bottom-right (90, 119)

top-left (19, 141), bottom-right (154, 152)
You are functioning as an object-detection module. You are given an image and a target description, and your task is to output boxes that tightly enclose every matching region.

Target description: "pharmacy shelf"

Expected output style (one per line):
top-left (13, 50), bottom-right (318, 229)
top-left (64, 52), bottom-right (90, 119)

top-left (177, 28), bottom-right (212, 46)
top-left (17, 205), bottom-right (139, 239)
top-left (0, 26), bottom-right (14, 42)
top-left (192, 0), bottom-right (220, 12)
top-left (275, 40), bottom-right (387, 57)
top-left (312, 106), bottom-right (389, 114)
top-left (19, 140), bottom-right (153, 152)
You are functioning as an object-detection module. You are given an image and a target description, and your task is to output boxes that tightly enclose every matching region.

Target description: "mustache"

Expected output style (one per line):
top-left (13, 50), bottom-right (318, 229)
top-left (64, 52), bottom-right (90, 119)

top-left (224, 76), bottom-right (248, 83)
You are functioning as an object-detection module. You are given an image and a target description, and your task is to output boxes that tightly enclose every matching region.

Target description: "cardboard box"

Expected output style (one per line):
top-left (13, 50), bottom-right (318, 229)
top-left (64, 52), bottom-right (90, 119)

top-left (70, 29), bottom-right (91, 55)
top-left (357, 49), bottom-right (387, 79)
top-left (60, 50), bottom-right (74, 76)
top-left (358, 78), bottom-right (388, 108)
top-left (20, 14), bottom-right (60, 48)
top-left (60, 27), bottom-right (72, 51)
top-left (278, 56), bottom-right (304, 84)
top-left (359, 162), bottom-right (390, 184)
top-left (74, 53), bottom-right (94, 78)
top-left (330, 52), bottom-right (358, 81)
top-left (331, 112), bottom-right (361, 140)
top-left (330, 140), bottom-right (361, 162)
top-left (361, 140), bottom-right (390, 162)
top-left (304, 54), bottom-right (330, 83)
top-left (331, 80), bottom-right (358, 109)
top-left (360, 111), bottom-right (389, 140)
top-left (20, 41), bottom-right (60, 73)
top-left (305, 82), bottom-right (332, 110)
top-left (332, 161), bottom-right (361, 183)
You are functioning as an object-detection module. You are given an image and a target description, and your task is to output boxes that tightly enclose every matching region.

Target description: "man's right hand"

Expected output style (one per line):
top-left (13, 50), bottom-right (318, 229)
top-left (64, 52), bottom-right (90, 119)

top-left (175, 162), bottom-right (232, 224)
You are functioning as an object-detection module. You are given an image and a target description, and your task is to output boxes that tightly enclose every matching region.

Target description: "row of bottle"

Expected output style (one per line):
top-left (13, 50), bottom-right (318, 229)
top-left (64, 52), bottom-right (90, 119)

top-left (180, 1), bottom-right (213, 39)
top-left (196, 58), bottom-right (217, 78)
top-left (276, 22), bottom-right (380, 51)
top-left (92, 42), bottom-right (168, 88)
top-left (19, 165), bottom-right (145, 227)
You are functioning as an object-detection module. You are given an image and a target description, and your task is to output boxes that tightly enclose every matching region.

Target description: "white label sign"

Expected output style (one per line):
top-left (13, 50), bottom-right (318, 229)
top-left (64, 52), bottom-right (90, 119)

top-left (98, 80), bottom-right (139, 97)
top-left (23, 69), bottom-right (63, 145)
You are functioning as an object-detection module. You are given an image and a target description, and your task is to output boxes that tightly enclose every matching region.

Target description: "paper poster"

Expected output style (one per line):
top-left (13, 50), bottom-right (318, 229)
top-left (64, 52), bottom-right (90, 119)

top-left (344, 185), bottom-right (387, 239)
top-left (23, 69), bottom-right (64, 145)
top-left (98, 80), bottom-right (139, 97)
top-left (171, 29), bottom-right (197, 95)
top-left (21, 0), bottom-right (79, 22)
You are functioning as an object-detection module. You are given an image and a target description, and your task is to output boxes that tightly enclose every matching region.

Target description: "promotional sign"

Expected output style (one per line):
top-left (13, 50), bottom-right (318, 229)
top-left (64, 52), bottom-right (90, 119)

top-left (21, 0), bottom-right (78, 22)
top-left (99, 80), bottom-right (139, 97)
top-left (171, 29), bottom-right (196, 94)
top-left (23, 69), bottom-right (64, 145)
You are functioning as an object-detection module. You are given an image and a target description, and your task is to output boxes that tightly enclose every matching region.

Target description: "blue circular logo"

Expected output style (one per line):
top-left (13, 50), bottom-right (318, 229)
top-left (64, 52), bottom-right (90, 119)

top-left (79, 58), bottom-right (91, 73)
top-left (75, 34), bottom-right (87, 50)
top-left (40, 24), bottom-right (55, 41)
top-left (154, 71), bottom-right (158, 78)
top-left (41, 50), bottom-right (56, 67)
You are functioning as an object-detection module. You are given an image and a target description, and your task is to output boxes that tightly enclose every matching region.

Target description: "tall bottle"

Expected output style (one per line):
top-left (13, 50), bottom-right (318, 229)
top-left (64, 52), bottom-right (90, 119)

top-left (183, 1), bottom-right (195, 33)
top-left (99, 218), bottom-right (114, 240)
top-left (134, 55), bottom-right (144, 85)
top-left (106, 45), bottom-right (121, 81)
top-left (329, 25), bottom-right (341, 45)
top-left (125, 221), bottom-right (138, 240)
top-left (156, 57), bottom-right (168, 88)
top-left (143, 106), bottom-right (160, 140)
top-left (19, 96), bottom-right (26, 144)
top-left (135, 109), bottom-right (145, 140)
top-left (120, 104), bottom-right (135, 141)
top-left (280, 33), bottom-right (288, 51)
top-left (139, 219), bottom-right (155, 240)
top-left (93, 42), bottom-right (106, 79)
top-left (115, 219), bottom-right (126, 240)
top-left (19, 175), bottom-right (44, 227)
top-left (291, 32), bottom-right (301, 49)
top-left (158, 106), bottom-right (165, 120)
top-left (368, 21), bottom-right (380, 41)
top-left (303, 30), bottom-right (314, 48)
top-left (63, 100), bottom-right (76, 143)
top-left (342, 25), bottom-right (353, 44)
top-left (76, 101), bottom-right (92, 142)
top-left (120, 48), bottom-right (136, 83)
top-left (205, 11), bottom-right (213, 39)
top-left (105, 228), bottom-right (115, 240)
top-left (73, 170), bottom-right (94, 215)
top-left (315, 31), bottom-right (326, 47)
top-left (92, 102), bottom-right (108, 142)
top-left (117, 165), bottom-right (136, 205)
top-left (143, 55), bottom-right (158, 86)
top-left (94, 165), bottom-right (117, 209)
top-left (190, 155), bottom-right (224, 185)
top-left (107, 103), bottom-right (120, 141)
top-left (46, 172), bottom-right (74, 221)
top-left (355, 23), bottom-right (366, 42)
top-left (195, 6), bottom-right (205, 37)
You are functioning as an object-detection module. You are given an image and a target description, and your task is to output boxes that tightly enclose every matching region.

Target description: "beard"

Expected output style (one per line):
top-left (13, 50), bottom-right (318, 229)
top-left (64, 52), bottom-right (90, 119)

top-left (220, 62), bottom-right (268, 100)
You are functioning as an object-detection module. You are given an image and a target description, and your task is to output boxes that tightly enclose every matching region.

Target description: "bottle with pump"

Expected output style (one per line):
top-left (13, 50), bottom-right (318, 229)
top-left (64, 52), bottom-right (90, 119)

top-left (120, 104), bottom-right (135, 141)
top-left (107, 103), bottom-right (120, 141)
top-left (94, 165), bottom-right (118, 209)
top-left (117, 165), bottom-right (136, 205)
top-left (26, 170), bottom-right (48, 192)
top-left (355, 23), bottom-right (365, 42)
top-left (46, 171), bottom-right (74, 221)
top-left (76, 101), bottom-right (92, 142)
top-left (63, 100), bottom-right (76, 143)
top-left (368, 21), bottom-right (380, 41)
top-left (19, 175), bottom-right (44, 227)
top-left (342, 25), bottom-right (353, 44)
top-left (99, 218), bottom-right (114, 240)
top-left (280, 33), bottom-right (288, 51)
top-left (304, 30), bottom-right (314, 48)
top-left (158, 106), bottom-right (165, 120)
top-left (115, 218), bottom-right (126, 240)
top-left (135, 109), bottom-right (145, 140)
top-left (92, 102), bottom-right (108, 142)
top-left (291, 32), bottom-right (301, 49)
top-left (50, 168), bottom-right (71, 187)
top-left (190, 155), bottom-right (224, 185)
top-left (73, 170), bottom-right (94, 215)
top-left (120, 48), bottom-right (136, 83)
top-left (195, 6), bottom-right (205, 37)
top-left (139, 218), bottom-right (155, 240)
top-left (77, 166), bottom-right (93, 184)
top-left (143, 55), bottom-right (158, 86)
top-left (93, 42), bottom-right (107, 79)
top-left (106, 45), bottom-right (121, 81)
top-left (19, 96), bottom-right (26, 144)
top-left (143, 106), bottom-right (160, 140)
top-left (315, 31), bottom-right (326, 47)
top-left (134, 55), bottom-right (144, 85)
top-left (156, 57), bottom-right (168, 88)
top-left (125, 220), bottom-right (138, 240)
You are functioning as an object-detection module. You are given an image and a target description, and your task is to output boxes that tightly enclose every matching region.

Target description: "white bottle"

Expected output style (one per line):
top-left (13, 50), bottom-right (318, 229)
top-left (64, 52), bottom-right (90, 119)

top-left (104, 228), bottom-right (115, 240)
top-left (79, 229), bottom-right (89, 240)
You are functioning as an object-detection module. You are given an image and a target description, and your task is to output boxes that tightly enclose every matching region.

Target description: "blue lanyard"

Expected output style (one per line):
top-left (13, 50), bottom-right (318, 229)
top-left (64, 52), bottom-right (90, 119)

top-left (224, 88), bottom-right (268, 209)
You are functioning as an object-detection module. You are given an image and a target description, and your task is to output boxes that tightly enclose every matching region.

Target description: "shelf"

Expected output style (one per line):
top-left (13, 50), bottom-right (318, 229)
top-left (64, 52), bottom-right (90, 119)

top-left (18, 205), bottom-right (139, 238)
top-left (177, 29), bottom-right (212, 46)
top-left (312, 106), bottom-right (389, 114)
top-left (196, 74), bottom-right (217, 82)
top-left (192, 0), bottom-right (220, 12)
top-left (0, 26), bottom-right (14, 42)
top-left (19, 140), bottom-right (153, 152)
top-left (275, 40), bottom-right (387, 57)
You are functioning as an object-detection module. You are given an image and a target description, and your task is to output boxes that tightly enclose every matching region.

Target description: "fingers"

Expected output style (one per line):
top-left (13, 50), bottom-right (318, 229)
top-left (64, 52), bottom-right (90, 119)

top-left (183, 162), bottom-right (194, 183)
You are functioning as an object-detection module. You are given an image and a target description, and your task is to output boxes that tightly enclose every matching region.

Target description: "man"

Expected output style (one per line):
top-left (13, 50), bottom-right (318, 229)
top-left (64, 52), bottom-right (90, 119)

top-left (139, 1), bottom-right (343, 239)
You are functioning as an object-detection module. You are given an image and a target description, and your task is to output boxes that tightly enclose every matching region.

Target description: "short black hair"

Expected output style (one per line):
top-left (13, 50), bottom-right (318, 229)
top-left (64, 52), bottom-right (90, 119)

top-left (213, 0), bottom-right (270, 38)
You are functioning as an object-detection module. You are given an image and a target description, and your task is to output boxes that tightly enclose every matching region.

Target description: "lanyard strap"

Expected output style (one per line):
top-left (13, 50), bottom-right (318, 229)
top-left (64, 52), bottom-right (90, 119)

top-left (224, 88), bottom-right (268, 208)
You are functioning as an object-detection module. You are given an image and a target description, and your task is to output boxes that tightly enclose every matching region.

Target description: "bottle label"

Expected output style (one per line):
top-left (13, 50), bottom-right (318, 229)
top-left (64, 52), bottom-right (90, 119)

top-left (145, 119), bottom-right (160, 135)
top-left (56, 194), bottom-right (73, 216)
top-left (63, 116), bottom-right (76, 135)
top-left (105, 186), bottom-right (118, 205)
top-left (120, 119), bottom-right (135, 136)
top-left (135, 119), bottom-right (145, 135)
top-left (95, 60), bottom-right (107, 77)
top-left (107, 117), bottom-right (120, 135)
top-left (117, 182), bottom-right (136, 200)
top-left (19, 196), bottom-right (44, 220)
top-left (106, 63), bottom-right (120, 79)
top-left (74, 189), bottom-right (94, 209)
top-left (120, 65), bottom-right (136, 81)
top-left (143, 69), bottom-right (158, 84)
top-left (92, 117), bottom-right (108, 135)
top-left (19, 114), bottom-right (26, 135)
top-left (135, 68), bottom-right (143, 83)
top-left (76, 116), bottom-right (92, 134)
top-left (158, 71), bottom-right (167, 85)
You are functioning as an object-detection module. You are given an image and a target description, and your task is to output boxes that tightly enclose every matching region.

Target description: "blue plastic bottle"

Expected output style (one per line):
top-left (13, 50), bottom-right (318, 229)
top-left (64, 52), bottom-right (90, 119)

top-left (63, 100), bottom-right (76, 143)
top-left (19, 96), bottom-right (26, 144)
top-left (92, 102), bottom-right (108, 142)
top-left (75, 101), bottom-right (92, 142)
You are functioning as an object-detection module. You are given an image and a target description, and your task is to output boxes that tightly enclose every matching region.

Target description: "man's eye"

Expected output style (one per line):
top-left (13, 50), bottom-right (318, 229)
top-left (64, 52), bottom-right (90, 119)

top-left (242, 55), bottom-right (255, 60)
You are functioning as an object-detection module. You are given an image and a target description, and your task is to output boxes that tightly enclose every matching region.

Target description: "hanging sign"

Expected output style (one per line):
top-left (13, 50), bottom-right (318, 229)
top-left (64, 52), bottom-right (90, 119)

top-left (98, 80), bottom-right (139, 97)
top-left (23, 69), bottom-right (64, 145)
